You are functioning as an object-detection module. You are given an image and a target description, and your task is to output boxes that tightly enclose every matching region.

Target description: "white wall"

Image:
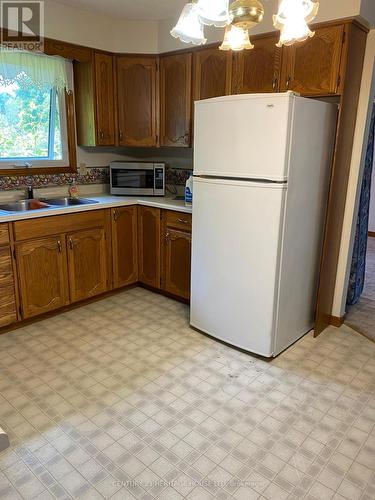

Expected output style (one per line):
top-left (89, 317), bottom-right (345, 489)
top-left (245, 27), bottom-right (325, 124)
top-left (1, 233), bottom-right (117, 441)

top-left (369, 159), bottom-right (375, 232)
top-left (332, 30), bottom-right (375, 318)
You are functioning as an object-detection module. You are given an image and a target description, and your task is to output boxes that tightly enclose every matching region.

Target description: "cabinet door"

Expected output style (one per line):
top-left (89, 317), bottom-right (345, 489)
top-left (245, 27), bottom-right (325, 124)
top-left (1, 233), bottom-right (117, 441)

top-left (117, 56), bottom-right (158, 147)
top-left (162, 229), bottom-right (191, 300)
top-left (67, 228), bottom-right (108, 302)
top-left (0, 246), bottom-right (17, 326)
top-left (138, 206), bottom-right (161, 288)
top-left (194, 47), bottom-right (232, 100)
top-left (112, 206), bottom-right (138, 288)
top-left (160, 53), bottom-right (192, 147)
top-left (16, 237), bottom-right (68, 319)
top-left (233, 34), bottom-right (281, 94)
top-left (94, 52), bottom-right (115, 145)
top-left (280, 25), bottom-right (345, 95)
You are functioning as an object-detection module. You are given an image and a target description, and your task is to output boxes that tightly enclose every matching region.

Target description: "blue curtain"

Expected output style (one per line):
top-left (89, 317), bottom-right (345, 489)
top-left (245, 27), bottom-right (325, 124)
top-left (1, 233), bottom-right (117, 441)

top-left (347, 104), bottom-right (375, 306)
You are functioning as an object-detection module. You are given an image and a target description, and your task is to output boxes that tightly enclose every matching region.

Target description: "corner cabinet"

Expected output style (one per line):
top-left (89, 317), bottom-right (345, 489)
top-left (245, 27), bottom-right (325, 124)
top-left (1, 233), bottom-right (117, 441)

top-left (117, 56), bottom-right (158, 147)
top-left (280, 25), bottom-right (346, 95)
top-left (160, 53), bottom-right (192, 147)
top-left (112, 206), bottom-right (138, 288)
top-left (138, 206), bottom-right (161, 288)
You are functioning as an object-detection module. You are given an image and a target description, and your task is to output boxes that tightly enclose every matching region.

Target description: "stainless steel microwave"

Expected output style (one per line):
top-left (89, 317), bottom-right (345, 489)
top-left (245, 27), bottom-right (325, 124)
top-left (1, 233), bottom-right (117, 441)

top-left (110, 162), bottom-right (165, 196)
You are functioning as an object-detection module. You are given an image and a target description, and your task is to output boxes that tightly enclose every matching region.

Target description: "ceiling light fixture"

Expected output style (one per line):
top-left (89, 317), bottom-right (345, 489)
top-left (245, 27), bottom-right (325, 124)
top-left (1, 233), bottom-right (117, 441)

top-left (171, 0), bottom-right (319, 51)
top-left (273, 0), bottom-right (319, 47)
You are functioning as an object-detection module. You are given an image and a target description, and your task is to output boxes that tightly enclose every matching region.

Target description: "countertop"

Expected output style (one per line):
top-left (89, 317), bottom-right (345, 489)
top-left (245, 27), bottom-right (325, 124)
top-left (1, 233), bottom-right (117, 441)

top-left (0, 195), bottom-right (192, 224)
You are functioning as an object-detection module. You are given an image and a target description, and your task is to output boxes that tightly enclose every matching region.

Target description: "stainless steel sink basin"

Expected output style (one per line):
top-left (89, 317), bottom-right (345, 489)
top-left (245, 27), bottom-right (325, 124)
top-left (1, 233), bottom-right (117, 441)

top-left (42, 197), bottom-right (99, 207)
top-left (0, 200), bottom-right (50, 212)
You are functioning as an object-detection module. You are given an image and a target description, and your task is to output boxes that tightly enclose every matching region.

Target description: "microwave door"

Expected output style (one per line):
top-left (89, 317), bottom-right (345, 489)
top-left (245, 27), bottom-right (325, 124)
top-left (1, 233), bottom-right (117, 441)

top-left (111, 168), bottom-right (155, 196)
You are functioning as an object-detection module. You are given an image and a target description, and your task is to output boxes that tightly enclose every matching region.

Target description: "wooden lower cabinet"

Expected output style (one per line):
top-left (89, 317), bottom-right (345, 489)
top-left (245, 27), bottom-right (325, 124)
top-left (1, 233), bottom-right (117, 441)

top-left (112, 206), bottom-right (138, 288)
top-left (138, 206), bottom-right (161, 288)
top-left (67, 227), bottom-right (108, 302)
top-left (16, 236), bottom-right (69, 319)
top-left (0, 227), bottom-right (17, 327)
top-left (162, 228), bottom-right (191, 300)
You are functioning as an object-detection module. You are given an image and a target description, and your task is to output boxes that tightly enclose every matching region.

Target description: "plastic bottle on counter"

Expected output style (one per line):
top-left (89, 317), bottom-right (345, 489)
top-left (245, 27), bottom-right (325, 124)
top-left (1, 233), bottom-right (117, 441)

top-left (185, 174), bottom-right (193, 207)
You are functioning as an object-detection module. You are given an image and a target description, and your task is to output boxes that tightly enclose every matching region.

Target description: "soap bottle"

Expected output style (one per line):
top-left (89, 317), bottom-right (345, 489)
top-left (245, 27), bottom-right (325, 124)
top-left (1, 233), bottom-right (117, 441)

top-left (69, 181), bottom-right (79, 199)
top-left (185, 174), bottom-right (193, 207)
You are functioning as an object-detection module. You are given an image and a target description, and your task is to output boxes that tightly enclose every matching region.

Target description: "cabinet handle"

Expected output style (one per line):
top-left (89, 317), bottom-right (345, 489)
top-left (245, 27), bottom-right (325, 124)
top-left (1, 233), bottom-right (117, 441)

top-left (184, 132), bottom-right (190, 145)
top-left (177, 218), bottom-right (189, 224)
top-left (119, 131), bottom-right (124, 142)
top-left (99, 130), bottom-right (104, 141)
top-left (57, 240), bottom-right (62, 253)
top-left (286, 76), bottom-right (291, 90)
top-left (165, 232), bottom-right (170, 242)
top-left (69, 238), bottom-right (74, 250)
top-left (113, 210), bottom-right (119, 222)
top-left (272, 77), bottom-right (278, 92)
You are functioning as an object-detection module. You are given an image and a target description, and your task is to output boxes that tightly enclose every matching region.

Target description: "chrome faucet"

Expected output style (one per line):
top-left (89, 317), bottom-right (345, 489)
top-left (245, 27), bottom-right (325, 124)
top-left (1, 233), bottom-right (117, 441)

top-left (26, 185), bottom-right (34, 200)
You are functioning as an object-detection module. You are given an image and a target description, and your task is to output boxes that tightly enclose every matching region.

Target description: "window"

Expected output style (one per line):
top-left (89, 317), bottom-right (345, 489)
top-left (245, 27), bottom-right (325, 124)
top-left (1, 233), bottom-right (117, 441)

top-left (0, 51), bottom-right (73, 170)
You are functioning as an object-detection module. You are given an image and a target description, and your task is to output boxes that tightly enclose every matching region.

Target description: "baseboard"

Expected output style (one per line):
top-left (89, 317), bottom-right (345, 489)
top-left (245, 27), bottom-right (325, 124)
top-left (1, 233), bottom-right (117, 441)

top-left (329, 315), bottom-right (346, 327)
top-left (369, 231), bottom-right (375, 238)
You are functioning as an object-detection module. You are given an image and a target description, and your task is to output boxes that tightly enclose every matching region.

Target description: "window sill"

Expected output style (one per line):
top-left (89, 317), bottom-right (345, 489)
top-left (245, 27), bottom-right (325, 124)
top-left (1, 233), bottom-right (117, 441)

top-left (0, 165), bottom-right (77, 177)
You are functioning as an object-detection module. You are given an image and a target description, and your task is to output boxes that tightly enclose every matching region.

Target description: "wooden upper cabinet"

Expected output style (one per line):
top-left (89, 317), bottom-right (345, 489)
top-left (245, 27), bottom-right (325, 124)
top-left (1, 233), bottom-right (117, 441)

top-left (94, 52), bottom-right (116, 145)
top-left (67, 228), bottom-right (108, 303)
top-left (233, 34), bottom-right (281, 94)
top-left (16, 236), bottom-right (69, 319)
top-left (138, 206), bottom-right (161, 288)
top-left (280, 25), bottom-right (345, 96)
top-left (194, 47), bottom-right (232, 100)
top-left (117, 56), bottom-right (158, 147)
top-left (160, 53), bottom-right (192, 147)
top-left (112, 206), bottom-right (138, 288)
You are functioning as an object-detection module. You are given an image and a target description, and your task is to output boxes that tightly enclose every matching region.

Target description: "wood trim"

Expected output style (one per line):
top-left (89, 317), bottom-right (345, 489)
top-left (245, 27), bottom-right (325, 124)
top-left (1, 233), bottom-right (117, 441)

top-left (368, 231), bottom-right (375, 238)
top-left (329, 315), bottom-right (346, 327)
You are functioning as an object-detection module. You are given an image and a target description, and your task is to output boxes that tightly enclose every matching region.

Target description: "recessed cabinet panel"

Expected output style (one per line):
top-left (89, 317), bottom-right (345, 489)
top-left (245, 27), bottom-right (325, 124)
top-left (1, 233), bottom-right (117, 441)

top-left (163, 229), bottom-right (191, 300)
top-left (160, 53), bottom-right (192, 147)
top-left (112, 206), bottom-right (138, 288)
top-left (194, 47), bottom-right (232, 101)
top-left (16, 236), bottom-right (69, 318)
top-left (117, 56), bottom-right (158, 147)
top-left (280, 25), bottom-right (345, 95)
top-left (94, 52), bottom-right (116, 145)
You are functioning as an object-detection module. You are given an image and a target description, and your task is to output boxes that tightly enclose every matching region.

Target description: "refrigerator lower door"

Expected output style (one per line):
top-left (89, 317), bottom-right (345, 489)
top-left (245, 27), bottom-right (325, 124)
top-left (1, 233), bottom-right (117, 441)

top-left (191, 177), bottom-right (286, 357)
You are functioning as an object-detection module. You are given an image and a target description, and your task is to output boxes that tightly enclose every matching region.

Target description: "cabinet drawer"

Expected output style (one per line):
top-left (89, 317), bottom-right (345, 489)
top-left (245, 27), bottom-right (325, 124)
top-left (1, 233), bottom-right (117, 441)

top-left (13, 210), bottom-right (108, 241)
top-left (0, 285), bottom-right (17, 327)
top-left (0, 224), bottom-right (9, 246)
top-left (164, 210), bottom-right (192, 232)
top-left (0, 246), bottom-right (14, 287)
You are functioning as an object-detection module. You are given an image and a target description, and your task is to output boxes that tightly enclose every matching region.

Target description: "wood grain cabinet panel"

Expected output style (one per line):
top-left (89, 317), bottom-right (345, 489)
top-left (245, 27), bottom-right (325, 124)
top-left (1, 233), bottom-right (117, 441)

top-left (138, 206), bottom-right (161, 288)
top-left (280, 25), bottom-right (345, 95)
top-left (0, 237), bottom-right (17, 327)
top-left (194, 47), bottom-right (232, 100)
top-left (162, 229), bottom-right (191, 300)
top-left (94, 52), bottom-right (116, 145)
top-left (117, 56), bottom-right (158, 147)
top-left (67, 228), bottom-right (108, 303)
top-left (160, 53), bottom-right (192, 147)
top-left (233, 34), bottom-right (281, 94)
top-left (112, 206), bottom-right (138, 288)
top-left (16, 236), bottom-right (69, 319)
top-left (0, 224), bottom-right (10, 245)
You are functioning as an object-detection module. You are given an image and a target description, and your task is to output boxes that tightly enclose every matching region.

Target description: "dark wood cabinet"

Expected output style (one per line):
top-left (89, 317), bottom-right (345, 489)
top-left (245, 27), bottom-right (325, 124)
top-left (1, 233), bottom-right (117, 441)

top-left (16, 236), bottom-right (69, 319)
top-left (67, 228), bottom-right (108, 303)
top-left (112, 206), bottom-right (138, 288)
top-left (233, 34), bottom-right (281, 94)
top-left (280, 25), bottom-right (345, 95)
top-left (194, 47), bottom-right (232, 100)
top-left (117, 56), bottom-right (158, 147)
top-left (138, 206), bottom-right (161, 288)
top-left (160, 53), bottom-right (192, 147)
top-left (0, 225), bottom-right (17, 327)
top-left (74, 51), bottom-right (115, 146)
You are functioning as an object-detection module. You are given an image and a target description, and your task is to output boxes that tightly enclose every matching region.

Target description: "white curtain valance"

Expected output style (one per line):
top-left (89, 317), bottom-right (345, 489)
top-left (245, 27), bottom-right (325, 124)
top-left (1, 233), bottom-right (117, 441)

top-left (0, 50), bottom-right (73, 92)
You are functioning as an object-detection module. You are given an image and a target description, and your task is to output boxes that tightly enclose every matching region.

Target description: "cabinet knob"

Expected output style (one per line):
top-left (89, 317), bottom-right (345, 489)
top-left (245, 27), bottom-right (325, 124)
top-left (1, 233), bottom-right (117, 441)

top-left (165, 232), bottom-right (170, 242)
top-left (113, 210), bottom-right (119, 222)
top-left (177, 218), bottom-right (189, 224)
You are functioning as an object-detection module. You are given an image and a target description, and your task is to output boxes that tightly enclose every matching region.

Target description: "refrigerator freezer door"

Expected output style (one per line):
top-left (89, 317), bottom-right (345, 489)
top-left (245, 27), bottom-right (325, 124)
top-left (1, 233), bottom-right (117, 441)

top-left (190, 177), bottom-right (286, 357)
top-left (194, 93), bottom-right (294, 182)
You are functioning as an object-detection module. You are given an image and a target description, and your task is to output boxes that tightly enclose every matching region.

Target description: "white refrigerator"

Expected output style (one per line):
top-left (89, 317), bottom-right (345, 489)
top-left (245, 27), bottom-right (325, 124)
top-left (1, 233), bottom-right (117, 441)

top-left (190, 92), bottom-right (337, 357)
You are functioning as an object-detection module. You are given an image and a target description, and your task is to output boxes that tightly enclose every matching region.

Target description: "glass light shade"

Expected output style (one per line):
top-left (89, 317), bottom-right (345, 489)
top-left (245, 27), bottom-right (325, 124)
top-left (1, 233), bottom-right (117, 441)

top-left (171, 3), bottom-right (207, 45)
top-left (220, 25), bottom-right (254, 51)
top-left (196, 0), bottom-right (230, 27)
top-left (273, 0), bottom-right (319, 47)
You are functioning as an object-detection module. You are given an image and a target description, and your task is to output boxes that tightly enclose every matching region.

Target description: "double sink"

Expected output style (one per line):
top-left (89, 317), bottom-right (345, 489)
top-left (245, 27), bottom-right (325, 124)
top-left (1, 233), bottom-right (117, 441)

top-left (0, 197), bottom-right (99, 213)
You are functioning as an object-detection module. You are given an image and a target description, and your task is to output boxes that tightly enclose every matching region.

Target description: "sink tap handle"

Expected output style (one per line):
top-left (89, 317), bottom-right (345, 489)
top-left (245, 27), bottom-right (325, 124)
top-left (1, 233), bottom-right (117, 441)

top-left (27, 185), bottom-right (34, 200)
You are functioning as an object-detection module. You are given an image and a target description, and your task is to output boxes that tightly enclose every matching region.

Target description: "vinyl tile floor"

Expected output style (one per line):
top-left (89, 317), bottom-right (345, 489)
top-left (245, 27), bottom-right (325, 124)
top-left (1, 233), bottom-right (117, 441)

top-left (0, 288), bottom-right (374, 500)
top-left (346, 237), bottom-right (375, 341)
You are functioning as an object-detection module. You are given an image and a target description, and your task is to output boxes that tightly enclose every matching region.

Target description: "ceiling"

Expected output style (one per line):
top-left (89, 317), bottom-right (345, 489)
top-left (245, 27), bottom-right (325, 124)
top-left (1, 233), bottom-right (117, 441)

top-left (55, 0), bottom-right (187, 21)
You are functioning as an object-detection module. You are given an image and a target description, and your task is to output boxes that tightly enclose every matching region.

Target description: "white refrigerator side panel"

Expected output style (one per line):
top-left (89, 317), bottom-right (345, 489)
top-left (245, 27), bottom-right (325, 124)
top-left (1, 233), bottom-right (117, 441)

top-left (194, 93), bottom-right (294, 181)
top-left (190, 177), bottom-right (286, 357)
top-left (274, 98), bottom-right (337, 355)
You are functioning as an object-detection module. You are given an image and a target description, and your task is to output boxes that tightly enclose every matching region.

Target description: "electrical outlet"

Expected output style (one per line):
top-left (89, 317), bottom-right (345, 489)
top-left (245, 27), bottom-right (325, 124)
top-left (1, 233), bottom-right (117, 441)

top-left (79, 162), bottom-right (88, 176)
